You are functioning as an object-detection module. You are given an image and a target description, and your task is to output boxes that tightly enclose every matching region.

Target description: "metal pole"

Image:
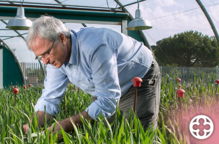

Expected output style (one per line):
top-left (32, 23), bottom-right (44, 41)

top-left (178, 97), bottom-right (183, 130)
top-left (196, 0), bottom-right (219, 44)
top-left (134, 87), bottom-right (138, 113)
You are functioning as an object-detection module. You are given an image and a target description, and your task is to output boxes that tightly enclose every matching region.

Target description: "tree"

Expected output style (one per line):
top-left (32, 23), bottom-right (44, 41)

top-left (153, 31), bottom-right (219, 67)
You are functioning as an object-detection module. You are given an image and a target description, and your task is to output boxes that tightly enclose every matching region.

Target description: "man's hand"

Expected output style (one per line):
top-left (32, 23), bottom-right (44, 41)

top-left (23, 111), bottom-right (51, 134)
top-left (23, 110), bottom-right (93, 141)
top-left (23, 123), bottom-right (29, 134)
top-left (47, 120), bottom-right (66, 141)
top-left (47, 111), bottom-right (94, 141)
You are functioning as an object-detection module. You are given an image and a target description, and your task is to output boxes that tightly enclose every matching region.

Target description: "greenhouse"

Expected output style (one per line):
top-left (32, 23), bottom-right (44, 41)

top-left (0, 0), bottom-right (152, 88)
top-left (0, 0), bottom-right (219, 143)
top-left (0, 0), bottom-right (218, 88)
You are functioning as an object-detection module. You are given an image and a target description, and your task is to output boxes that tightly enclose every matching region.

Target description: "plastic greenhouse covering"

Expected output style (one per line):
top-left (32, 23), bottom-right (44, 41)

top-left (0, 0), bottom-right (141, 63)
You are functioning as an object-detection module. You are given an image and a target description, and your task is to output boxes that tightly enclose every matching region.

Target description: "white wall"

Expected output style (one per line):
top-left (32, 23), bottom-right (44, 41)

top-left (0, 48), bottom-right (2, 89)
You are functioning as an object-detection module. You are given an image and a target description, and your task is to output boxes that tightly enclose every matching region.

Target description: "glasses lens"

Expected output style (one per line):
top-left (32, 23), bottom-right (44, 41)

top-left (35, 41), bottom-right (55, 60)
top-left (47, 41), bottom-right (55, 55)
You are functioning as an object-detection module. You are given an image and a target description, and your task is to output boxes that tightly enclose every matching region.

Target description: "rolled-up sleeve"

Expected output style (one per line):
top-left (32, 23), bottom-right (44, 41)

top-left (34, 65), bottom-right (69, 116)
top-left (85, 43), bottom-right (121, 119)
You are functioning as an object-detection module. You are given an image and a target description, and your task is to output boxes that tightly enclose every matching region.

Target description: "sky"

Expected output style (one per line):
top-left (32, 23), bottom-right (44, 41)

top-left (139, 0), bottom-right (219, 45)
top-left (0, 0), bottom-right (219, 62)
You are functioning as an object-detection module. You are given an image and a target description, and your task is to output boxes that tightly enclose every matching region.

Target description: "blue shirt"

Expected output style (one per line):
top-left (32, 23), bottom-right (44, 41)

top-left (34, 27), bottom-right (153, 120)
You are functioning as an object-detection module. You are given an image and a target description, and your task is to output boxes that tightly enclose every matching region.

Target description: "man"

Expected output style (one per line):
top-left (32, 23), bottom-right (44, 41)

top-left (23, 16), bottom-right (161, 139)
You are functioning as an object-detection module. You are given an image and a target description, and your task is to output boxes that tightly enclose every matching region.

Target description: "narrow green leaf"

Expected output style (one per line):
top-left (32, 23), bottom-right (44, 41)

top-left (80, 115), bottom-right (96, 143)
top-left (69, 117), bottom-right (81, 144)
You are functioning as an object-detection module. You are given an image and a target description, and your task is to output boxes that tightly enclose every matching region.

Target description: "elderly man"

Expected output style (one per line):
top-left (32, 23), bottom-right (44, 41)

top-left (23, 16), bottom-right (161, 139)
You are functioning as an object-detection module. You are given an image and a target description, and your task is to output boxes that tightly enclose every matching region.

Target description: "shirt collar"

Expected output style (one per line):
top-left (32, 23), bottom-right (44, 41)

top-left (68, 30), bottom-right (78, 65)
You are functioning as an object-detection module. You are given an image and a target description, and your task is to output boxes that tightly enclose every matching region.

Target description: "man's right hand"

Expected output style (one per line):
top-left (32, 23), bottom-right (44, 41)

top-left (23, 123), bottom-right (29, 134)
top-left (23, 111), bottom-right (51, 134)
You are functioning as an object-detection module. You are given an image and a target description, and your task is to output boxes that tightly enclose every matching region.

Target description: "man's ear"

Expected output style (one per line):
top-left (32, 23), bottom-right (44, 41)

top-left (59, 33), bottom-right (67, 46)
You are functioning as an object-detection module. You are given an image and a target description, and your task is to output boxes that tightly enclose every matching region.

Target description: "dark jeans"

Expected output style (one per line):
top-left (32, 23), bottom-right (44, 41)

top-left (92, 59), bottom-right (161, 131)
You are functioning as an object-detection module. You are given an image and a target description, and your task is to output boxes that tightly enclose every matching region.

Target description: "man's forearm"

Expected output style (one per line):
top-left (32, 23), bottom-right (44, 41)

top-left (23, 111), bottom-right (51, 134)
top-left (34, 111), bottom-right (51, 127)
top-left (62, 111), bottom-right (94, 132)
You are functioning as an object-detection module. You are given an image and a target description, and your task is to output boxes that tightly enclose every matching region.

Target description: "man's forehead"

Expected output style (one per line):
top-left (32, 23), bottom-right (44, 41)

top-left (30, 36), bottom-right (52, 58)
top-left (30, 36), bottom-right (50, 50)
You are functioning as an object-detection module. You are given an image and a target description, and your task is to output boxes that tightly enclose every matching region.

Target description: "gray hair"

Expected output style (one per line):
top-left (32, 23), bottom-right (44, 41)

top-left (26, 15), bottom-right (71, 50)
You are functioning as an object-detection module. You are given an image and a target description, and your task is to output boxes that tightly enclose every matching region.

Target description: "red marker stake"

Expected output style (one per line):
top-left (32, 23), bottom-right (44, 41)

top-left (13, 86), bottom-right (19, 113)
top-left (23, 85), bottom-right (26, 94)
top-left (176, 78), bottom-right (181, 83)
top-left (132, 77), bottom-right (143, 113)
top-left (176, 89), bottom-right (185, 132)
top-left (176, 78), bottom-right (181, 88)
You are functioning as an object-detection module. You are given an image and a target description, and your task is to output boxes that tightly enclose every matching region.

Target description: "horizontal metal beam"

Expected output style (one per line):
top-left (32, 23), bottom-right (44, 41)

top-left (118, 0), bottom-right (146, 9)
top-left (0, 33), bottom-right (27, 41)
top-left (0, 4), bottom-right (128, 23)
top-left (60, 19), bottom-right (121, 25)
top-left (0, 29), bottom-right (15, 30)
top-left (0, 17), bottom-right (122, 26)
top-left (0, 1), bottom-right (122, 11)
top-left (0, 36), bottom-right (19, 37)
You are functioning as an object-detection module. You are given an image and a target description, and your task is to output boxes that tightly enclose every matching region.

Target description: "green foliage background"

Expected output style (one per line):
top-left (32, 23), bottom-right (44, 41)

top-left (153, 31), bottom-right (219, 67)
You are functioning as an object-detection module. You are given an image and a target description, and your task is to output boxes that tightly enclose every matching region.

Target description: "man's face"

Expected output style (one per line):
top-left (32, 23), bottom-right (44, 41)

top-left (30, 34), bottom-right (68, 68)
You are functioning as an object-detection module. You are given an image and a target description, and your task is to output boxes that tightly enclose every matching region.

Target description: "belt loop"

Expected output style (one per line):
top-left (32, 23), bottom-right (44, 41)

top-left (151, 60), bottom-right (155, 67)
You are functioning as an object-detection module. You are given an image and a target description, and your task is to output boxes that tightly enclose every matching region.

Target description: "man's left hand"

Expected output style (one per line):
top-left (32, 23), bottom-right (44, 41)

top-left (47, 120), bottom-right (66, 141)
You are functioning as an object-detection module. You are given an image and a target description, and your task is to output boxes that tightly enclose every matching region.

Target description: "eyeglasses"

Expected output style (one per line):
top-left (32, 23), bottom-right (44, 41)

top-left (35, 41), bottom-right (55, 60)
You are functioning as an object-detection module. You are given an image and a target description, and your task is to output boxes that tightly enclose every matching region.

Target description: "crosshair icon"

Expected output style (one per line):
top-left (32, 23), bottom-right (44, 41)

top-left (189, 115), bottom-right (214, 140)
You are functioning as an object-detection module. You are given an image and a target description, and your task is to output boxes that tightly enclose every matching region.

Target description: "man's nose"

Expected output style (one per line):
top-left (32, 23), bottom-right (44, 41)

top-left (42, 57), bottom-right (49, 65)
